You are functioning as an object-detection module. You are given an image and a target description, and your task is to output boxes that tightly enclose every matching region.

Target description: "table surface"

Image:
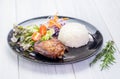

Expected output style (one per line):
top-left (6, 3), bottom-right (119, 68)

top-left (0, 0), bottom-right (120, 79)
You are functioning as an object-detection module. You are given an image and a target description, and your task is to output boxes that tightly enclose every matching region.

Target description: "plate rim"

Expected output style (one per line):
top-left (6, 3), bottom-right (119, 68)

top-left (7, 15), bottom-right (103, 65)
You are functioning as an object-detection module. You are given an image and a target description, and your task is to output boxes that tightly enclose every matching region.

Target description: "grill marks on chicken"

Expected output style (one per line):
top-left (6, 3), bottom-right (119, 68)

top-left (34, 38), bottom-right (66, 58)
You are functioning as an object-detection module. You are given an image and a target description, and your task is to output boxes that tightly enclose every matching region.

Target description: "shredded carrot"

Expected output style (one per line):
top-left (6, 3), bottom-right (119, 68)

top-left (48, 15), bottom-right (61, 28)
top-left (53, 15), bottom-right (59, 22)
top-left (48, 14), bottom-right (68, 29)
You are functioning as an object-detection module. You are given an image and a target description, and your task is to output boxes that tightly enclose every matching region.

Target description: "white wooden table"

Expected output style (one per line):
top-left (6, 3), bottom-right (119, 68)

top-left (0, 0), bottom-right (120, 79)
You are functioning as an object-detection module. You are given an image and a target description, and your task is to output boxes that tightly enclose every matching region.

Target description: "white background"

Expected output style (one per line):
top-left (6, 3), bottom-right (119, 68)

top-left (0, 0), bottom-right (120, 79)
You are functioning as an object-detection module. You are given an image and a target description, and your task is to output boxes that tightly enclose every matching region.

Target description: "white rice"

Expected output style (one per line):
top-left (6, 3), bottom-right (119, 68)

top-left (58, 23), bottom-right (89, 48)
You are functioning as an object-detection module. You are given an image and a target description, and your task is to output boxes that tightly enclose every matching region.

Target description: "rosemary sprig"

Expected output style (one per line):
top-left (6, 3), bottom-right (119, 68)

top-left (90, 40), bottom-right (116, 70)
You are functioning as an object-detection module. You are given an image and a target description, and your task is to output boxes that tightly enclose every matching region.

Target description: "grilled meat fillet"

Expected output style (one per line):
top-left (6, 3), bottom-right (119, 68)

top-left (34, 38), bottom-right (66, 59)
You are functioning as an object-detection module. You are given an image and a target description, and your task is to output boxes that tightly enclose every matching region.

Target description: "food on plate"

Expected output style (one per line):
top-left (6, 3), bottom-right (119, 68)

top-left (39, 25), bottom-right (47, 36)
top-left (10, 15), bottom-right (90, 59)
top-left (34, 38), bottom-right (66, 58)
top-left (40, 28), bottom-right (54, 41)
top-left (48, 15), bottom-right (68, 28)
top-left (32, 32), bottom-right (41, 41)
top-left (11, 25), bottom-right (39, 50)
top-left (58, 23), bottom-right (89, 48)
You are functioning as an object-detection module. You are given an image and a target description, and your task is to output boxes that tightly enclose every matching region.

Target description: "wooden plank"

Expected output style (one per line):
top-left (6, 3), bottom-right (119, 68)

top-left (71, 0), bottom-right (120, 79)
top-left (16, 0), bottom-right (75, 79)
top-left (15, 0), bottom-right (120, 79)
top-left (19, 58), bottom-right (56, 79)
top-left (55, 0), bottom-right (77, 79)
top-left (55, 0), bottom-right (76, 17)
top-left (115, 0), bottom-right (120, 11)
top-left (93, 0), bottom-right (120, 78)
top-left (16, 0), bottom-right (57, 23)
top-left (0, 0), bottom-right (18, 79)
top-left (55, 0), bottom-right (96, 79)
top-left (17, 0), bottom-right (57, 79)
top-left (94, 0), bottom-right (120, 51)
top-left (54, 65), bottom-right (75, 79)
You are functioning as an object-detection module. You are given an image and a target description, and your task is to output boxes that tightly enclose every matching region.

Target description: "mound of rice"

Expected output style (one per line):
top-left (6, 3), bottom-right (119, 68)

top-left (58, 23), bottom-right (89, 48)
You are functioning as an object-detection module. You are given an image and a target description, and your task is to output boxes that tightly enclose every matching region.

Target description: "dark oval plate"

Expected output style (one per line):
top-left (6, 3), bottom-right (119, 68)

top-left (7, 16), bottom-right (103, 64)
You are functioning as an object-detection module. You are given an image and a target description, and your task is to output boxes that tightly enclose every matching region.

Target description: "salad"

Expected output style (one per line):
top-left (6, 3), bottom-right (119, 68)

top-left (11, 15), bottom-right (68, 58)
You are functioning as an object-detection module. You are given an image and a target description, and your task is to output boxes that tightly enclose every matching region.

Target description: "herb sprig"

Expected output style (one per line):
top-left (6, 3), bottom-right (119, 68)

top-left (90, 40), bottom-right (116, 70)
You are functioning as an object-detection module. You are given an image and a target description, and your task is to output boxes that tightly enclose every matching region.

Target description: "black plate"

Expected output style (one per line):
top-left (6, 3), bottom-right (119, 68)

top-left (7, 16), bottom-right (103, 64)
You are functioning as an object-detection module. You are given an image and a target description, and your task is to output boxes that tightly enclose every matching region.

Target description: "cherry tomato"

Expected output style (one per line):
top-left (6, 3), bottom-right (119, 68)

top-left (32, 32), bottom-right (41, 41)
top-left (39, 25), bottom-right (47, 36)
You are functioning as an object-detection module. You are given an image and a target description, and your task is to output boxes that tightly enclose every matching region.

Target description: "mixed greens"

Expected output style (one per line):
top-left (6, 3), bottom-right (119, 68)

top-left (11, 25), bottom-right (39, 51)
top-left (11, 15), bottom-right (68, 52)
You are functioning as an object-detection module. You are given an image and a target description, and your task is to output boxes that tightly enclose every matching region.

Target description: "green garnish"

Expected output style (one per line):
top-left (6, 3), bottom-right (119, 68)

top-left (41, 29), bottom-right (54, 41)
top-left (11, 25), bottom-right (39, 51)
top-left (90, 40), bottom-right (116, 70)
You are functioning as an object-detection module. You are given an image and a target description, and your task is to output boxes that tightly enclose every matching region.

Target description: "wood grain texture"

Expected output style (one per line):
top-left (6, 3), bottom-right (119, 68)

top-left (16, 0), bottom-right (57, 22)
top-left (16, 0), bottom-right (75, 79)
top-left (66, 0), bottom-right (120, 79)
top-left (16, 0), bottom-right (57, 79)
top-left (115, 0), bottom-right (120, 9)
top-left (0, 0), bottom-right (18, 79)
top-left (1, 0), bottom-right (120, 79)
top-left (92, 0), bottom-right (120, 78)
top-left (94, 0), bottom-right (120, 51)
top-left (19, 58), bottom-right (56, 79)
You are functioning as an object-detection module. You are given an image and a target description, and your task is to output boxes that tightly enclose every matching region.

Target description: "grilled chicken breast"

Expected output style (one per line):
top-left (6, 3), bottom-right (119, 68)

top-left (34, 38), bottom-right (66, 59)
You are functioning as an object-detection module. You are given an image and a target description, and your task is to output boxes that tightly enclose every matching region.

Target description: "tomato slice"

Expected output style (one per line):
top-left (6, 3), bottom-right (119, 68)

top-left (39, 25), bottom-right (47, 36)
top-left (32, 32), bottom-right (41, 41)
